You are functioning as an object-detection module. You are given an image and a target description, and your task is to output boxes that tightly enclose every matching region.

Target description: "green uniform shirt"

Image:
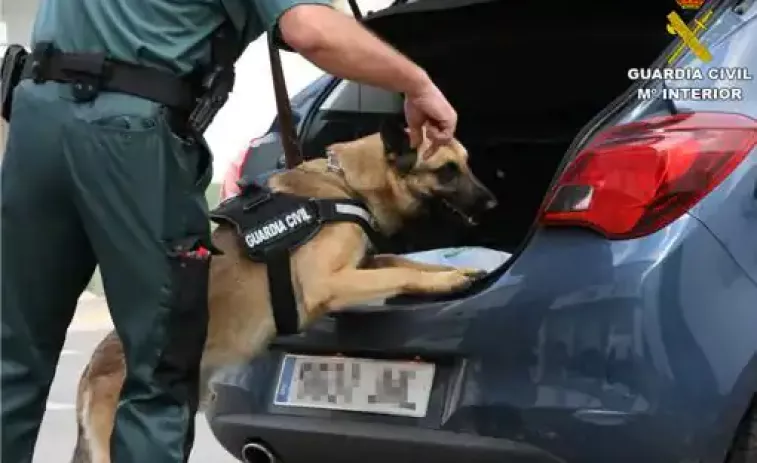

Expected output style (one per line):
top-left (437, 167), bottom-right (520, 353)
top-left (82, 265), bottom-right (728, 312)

top-left (30, 0), bottom-right (332, 75)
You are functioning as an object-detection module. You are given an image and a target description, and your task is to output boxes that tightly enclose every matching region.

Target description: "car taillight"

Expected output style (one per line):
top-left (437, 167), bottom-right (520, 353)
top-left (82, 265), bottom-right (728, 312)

top-left (220, 137), bottom-right (261, 200)
top-left (541, 112), bottom-right (757, 240)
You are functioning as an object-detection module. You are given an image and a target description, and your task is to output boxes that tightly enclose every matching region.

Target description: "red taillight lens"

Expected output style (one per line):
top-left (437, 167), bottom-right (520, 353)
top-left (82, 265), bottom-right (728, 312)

top-left (541, 112), bottom-right (757, 239)
top-left (220, 137), bottom-right (261, 200)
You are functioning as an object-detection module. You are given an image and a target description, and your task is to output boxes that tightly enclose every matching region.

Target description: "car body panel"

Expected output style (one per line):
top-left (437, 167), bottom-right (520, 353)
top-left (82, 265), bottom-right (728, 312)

top-left (690, 146), bottom-right (757, 285)
top-left (681, 6), bottom-right (757, 284)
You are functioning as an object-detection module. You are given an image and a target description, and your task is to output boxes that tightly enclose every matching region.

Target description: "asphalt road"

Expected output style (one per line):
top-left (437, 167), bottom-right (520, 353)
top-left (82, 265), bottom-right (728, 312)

top-left (33, 297), bottom-right (239, 463)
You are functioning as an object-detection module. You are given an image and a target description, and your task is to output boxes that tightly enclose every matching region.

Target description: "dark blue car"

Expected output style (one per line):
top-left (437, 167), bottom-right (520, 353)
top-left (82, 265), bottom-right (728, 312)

top-left (208, 0), bottom-right (757, 461)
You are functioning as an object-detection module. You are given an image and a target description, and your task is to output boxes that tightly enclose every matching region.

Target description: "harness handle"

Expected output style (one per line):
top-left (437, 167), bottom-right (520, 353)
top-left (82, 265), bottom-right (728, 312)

top-left (267, 33), bottom-right (303, 169)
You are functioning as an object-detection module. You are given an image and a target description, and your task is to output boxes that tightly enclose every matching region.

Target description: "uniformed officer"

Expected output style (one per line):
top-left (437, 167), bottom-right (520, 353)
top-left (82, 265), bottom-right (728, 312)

top-left (0, 0), bottom-right (457, 461)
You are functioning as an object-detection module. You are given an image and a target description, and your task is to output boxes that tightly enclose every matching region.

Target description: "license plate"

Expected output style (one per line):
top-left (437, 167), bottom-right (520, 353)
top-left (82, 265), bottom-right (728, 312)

top-left (273, 354), bottom-right (435, 418)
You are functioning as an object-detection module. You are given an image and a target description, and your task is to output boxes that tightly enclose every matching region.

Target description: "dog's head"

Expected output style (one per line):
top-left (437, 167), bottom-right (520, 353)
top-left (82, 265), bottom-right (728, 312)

top-left (333, 122), bottom-right (498, 230)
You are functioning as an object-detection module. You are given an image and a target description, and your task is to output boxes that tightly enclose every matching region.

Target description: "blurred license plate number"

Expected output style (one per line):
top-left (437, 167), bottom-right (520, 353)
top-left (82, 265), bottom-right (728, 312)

top-left (273, 354), bottom-right (435, 418)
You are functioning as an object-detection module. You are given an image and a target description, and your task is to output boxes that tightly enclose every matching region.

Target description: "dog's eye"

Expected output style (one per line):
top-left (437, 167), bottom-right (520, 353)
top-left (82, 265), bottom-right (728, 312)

top-left (435, 162), bottom-right (460, 184)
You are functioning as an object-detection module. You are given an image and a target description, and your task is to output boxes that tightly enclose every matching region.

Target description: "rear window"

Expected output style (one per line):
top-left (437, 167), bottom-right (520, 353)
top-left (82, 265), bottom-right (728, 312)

top-left (299, 80), bottom-right (403, 156)
top-left (320, 80), bottom-right (402, 114)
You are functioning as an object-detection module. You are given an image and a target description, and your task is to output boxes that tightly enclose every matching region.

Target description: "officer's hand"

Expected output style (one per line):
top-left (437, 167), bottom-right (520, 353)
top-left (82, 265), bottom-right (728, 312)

top-left (404, 82), bottom-right (457, 154)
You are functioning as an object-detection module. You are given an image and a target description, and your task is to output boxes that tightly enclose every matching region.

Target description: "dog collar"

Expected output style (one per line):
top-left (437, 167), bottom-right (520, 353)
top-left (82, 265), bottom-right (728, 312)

top-left (326, 148), bottom-right (343, 175)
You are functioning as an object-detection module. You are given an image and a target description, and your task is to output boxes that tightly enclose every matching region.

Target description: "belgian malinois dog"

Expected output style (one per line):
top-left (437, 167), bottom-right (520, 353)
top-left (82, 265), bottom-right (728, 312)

top-left (71, 125), bottom-right (498, 462)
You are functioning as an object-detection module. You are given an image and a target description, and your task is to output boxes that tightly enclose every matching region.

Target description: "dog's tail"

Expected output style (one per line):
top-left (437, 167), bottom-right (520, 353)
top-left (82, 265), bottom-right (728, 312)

top-left (70, 421), bottom-right (92, 463)
top-left (70, 362), bottom-right (93, 463)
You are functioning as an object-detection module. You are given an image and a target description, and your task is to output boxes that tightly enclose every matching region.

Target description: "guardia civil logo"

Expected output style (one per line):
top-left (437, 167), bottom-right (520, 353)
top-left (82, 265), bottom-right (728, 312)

top-left (666, 0), bottom-right (713, 64)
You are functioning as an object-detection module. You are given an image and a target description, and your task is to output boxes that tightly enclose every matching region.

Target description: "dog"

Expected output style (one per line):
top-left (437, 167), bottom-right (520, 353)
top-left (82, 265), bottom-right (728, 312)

top-left (70, 124), bottom-right (498, 463)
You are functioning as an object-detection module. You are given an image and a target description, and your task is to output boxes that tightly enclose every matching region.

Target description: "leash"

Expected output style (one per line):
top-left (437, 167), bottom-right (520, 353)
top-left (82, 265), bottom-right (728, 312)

top-left (267, 33), bottom-right (303, 168)
top-left (266, 0), bottom-right (364, 169)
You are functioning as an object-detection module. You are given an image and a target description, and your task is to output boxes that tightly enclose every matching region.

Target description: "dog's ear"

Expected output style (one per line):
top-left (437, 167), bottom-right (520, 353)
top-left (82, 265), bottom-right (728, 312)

top-left (330, 140), bottom-right (391, 193)
top-left (380, 121), bottom-right (418, 175)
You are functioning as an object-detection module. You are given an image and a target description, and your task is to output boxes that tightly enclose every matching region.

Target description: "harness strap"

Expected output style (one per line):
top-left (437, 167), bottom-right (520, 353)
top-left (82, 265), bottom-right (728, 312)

top-left (21, 43), bottom-right (197, 109)
top-left (313, 198), bottom-right (388, 249)
top-left (266, 249), bottom-right (300, 335)
top-left (264, 197), bottom-right (383, 336)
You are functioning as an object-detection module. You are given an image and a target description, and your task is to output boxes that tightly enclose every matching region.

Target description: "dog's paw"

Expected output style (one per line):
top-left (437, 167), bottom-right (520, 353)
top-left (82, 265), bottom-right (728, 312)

top-left (457, 267), bottom-right (489, 280)
top-left (413, 269), bottom-right (478, 293)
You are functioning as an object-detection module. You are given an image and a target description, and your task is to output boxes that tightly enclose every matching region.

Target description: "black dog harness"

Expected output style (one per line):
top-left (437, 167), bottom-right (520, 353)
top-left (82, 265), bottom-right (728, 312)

top-left (209, 180), bottom-right (384, 335)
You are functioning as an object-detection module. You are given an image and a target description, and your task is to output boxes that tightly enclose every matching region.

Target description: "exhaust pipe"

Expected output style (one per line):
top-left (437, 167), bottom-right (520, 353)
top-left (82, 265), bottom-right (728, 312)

top-left (241, 441), bottom-right (277, 463)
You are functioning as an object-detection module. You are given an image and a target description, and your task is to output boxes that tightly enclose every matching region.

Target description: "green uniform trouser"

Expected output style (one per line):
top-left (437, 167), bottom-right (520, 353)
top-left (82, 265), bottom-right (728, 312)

top-left (1, 81), bottom-right (213, 462)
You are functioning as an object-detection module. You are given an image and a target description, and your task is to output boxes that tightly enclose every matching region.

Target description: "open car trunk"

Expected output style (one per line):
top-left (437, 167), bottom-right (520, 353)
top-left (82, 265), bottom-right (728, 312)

top-left (357, 0), bottom-right (680, 254)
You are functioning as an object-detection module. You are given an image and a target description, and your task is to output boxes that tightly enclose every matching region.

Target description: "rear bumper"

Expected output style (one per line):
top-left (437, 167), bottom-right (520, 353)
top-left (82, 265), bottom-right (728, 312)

top-left (207, 362), bottom-right (562, 463)
top-left (211, 409), bottom-right (561, 463)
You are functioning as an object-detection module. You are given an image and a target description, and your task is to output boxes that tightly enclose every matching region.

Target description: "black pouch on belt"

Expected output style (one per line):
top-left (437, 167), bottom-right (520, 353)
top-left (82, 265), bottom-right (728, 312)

top-left (1, 45), bottom-right (30, 122)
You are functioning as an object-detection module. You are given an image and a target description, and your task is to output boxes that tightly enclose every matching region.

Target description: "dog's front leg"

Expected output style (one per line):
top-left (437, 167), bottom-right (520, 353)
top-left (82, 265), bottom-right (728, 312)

top-left (308, 267), bottom-right (476, 312)
top-left (365, 254), bottom-right (487, 278)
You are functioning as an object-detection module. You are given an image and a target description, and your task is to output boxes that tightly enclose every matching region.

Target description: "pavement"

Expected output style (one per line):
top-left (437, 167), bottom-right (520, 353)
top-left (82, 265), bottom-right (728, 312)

top-left (34, 292), bottom-right (238, 463)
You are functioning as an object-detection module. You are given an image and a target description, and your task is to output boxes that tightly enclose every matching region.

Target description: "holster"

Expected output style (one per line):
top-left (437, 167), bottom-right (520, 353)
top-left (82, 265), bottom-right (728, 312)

top-left (187, 22), bottom-right (240, 136)
top-left (1, 45), bottom-right (30, 122)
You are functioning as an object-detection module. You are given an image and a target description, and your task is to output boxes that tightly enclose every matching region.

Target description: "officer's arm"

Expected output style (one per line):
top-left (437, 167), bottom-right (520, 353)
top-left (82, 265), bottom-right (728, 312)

top-left (274, 4), bottom-right (432, 97)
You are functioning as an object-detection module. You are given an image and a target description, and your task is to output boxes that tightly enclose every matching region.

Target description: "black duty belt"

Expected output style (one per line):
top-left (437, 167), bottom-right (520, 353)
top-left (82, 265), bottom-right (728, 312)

top-left (21, 43), bottom-right (197, 110)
